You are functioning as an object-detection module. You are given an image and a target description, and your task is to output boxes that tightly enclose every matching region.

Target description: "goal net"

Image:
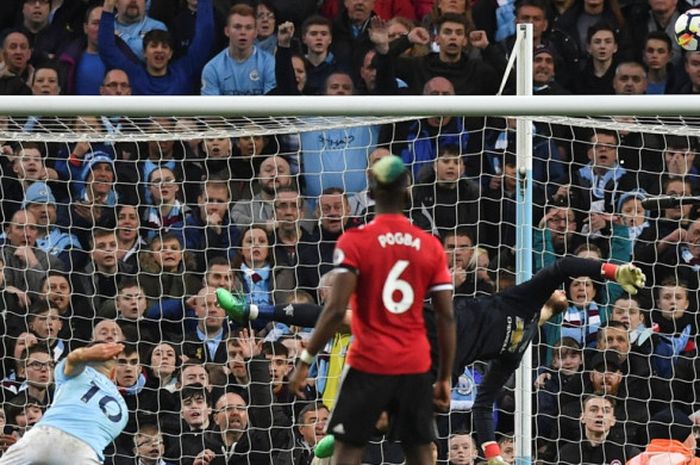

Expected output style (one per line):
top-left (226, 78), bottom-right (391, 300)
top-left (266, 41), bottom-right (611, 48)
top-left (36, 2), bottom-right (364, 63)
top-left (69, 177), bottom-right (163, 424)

top-left (0, 100), bottom-right (699, 465)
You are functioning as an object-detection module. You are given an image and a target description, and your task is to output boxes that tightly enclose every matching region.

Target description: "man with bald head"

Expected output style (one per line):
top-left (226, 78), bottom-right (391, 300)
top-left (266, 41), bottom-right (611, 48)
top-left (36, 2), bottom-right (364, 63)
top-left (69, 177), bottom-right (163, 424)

top-left (397, 77), bottom-right (473, 178)
top-left (99, 69), bottom-right (132, 96)
top-left (612, 61), bottom-right (648, 95)
top-left (0, 30), bottom-right (33, 94)
top-left (183, 286), bottom-right (231, 364)
top-left (91, 319), bottom-right (125, 343)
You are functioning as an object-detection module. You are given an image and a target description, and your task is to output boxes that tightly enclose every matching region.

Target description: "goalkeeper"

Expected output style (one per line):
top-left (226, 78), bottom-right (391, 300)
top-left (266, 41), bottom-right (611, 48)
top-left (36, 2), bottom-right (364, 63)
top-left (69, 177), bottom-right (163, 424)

top-left (217, 257), bottom-right (645, 464)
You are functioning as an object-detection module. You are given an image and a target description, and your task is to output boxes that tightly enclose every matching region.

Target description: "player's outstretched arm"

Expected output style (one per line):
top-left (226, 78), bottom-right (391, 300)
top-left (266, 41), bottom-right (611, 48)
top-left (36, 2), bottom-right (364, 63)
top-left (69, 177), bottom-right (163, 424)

top-left (288, 271), bottom-right (357, 398)
top-left (64, 342), bottom-right (124, 378)
top-left (601, 262), bottom-right (646, 294)
top-left (431, 289), bottom-right (456, 412)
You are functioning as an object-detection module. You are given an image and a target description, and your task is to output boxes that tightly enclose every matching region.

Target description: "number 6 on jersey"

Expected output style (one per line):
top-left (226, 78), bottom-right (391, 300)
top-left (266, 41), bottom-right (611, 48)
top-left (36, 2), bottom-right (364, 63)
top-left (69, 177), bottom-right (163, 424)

top-left (383, 260), bottom-right (415, 314)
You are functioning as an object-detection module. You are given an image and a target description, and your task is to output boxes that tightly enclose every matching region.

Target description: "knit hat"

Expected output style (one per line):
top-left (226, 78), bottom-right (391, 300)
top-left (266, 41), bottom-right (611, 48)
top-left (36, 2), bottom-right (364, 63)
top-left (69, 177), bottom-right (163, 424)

top-left (615, 189), bottom-right (648, 214)
top-left (81, 150), bottom-right (114, 182)
top-left (648, 408), bottom-right (693, 442)
top-left (22, 181), bottom-right (56, 208)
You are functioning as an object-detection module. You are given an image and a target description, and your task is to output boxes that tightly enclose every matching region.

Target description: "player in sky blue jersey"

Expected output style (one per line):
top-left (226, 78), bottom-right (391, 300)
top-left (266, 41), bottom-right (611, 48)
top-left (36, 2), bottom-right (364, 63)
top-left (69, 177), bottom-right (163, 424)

top-left (0, 342), bottom-right (127, 465)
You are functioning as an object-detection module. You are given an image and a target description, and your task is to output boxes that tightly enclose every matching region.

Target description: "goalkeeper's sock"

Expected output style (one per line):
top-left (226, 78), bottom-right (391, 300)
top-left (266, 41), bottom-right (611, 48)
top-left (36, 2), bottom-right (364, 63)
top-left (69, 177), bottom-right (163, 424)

top-left (218, 287), bottom-right (323, 327)
top-left (269, 303), bottom-right (323, 327)
top-left (482, 442), bottom-right (502, 461)
top-left (244, 303), bottom-right (324, 327)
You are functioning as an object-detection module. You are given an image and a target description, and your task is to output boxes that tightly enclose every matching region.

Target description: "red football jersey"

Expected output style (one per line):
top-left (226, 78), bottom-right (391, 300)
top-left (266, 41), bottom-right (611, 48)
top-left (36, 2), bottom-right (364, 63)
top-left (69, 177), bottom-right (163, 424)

top-left (334, 213), bottom-right (453, 375)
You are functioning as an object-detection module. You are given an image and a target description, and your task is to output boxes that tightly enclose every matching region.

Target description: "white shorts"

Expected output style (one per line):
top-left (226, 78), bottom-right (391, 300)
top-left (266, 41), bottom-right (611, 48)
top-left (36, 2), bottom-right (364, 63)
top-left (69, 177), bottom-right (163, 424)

top-left (0, 425), bottom-right (101, 465)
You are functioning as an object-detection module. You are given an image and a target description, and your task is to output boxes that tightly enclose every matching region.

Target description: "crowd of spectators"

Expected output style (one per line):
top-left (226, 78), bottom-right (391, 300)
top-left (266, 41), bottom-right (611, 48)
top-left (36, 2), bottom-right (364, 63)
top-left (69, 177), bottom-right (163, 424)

top-left (2, 0), bottom-right (700, 464)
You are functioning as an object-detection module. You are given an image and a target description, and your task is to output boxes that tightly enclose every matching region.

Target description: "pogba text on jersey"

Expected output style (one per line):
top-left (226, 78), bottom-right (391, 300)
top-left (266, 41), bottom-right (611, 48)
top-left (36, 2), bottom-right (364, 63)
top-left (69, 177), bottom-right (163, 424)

top-left (377, 232), bottom-right (421, 250)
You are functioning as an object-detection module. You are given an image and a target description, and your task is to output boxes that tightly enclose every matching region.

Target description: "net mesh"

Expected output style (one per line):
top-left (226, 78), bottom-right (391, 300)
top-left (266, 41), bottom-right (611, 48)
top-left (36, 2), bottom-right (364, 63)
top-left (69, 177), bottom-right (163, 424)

top-left (1, 112), bottom-right (699, 465)
top-left (0, 115), bottom-right (417, 142)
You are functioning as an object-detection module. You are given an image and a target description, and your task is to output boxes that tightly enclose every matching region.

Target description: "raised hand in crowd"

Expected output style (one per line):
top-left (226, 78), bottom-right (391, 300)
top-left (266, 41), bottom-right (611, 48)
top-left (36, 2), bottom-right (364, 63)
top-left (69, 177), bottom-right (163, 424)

top-left (369, 16), bottom-right (390, 54)
top-left (234, 327), bottom-right (262, 360)
top-left (277, 21), bottom-right (295, 49)
top-left (469, 30), bottom-right (489, 50)
top-left (102, 0), bottom-right (117, 12)
top-left (408, 26), bottom-right (430, 46)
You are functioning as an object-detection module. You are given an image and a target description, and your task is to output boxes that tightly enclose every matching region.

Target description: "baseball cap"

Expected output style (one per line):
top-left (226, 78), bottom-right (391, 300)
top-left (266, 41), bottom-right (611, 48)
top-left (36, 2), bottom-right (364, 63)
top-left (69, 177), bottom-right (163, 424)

top-left (22, 181), bottom-right (56, 208)
top-left (590, 351), bottom-right (623, 373)
top-left (80, 150), bottom-right (115, 182)
top-left (648, 408), bottom-right (693, 442)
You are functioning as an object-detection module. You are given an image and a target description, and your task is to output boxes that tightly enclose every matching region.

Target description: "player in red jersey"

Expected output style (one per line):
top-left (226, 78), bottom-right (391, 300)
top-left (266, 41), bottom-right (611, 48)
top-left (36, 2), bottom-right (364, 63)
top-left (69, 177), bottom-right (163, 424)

top-left (288, 155), bottom-right (456, 465)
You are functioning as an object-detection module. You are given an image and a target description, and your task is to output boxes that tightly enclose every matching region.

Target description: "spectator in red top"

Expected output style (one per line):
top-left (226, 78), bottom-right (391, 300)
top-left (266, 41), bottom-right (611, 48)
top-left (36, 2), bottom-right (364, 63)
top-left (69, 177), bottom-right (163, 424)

top-left (374, 0), bottom-right (416, 21)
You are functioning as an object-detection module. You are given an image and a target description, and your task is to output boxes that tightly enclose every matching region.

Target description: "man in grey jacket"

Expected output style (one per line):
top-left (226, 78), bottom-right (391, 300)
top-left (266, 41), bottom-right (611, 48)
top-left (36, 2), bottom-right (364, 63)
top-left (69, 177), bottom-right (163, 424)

top-left (2, 209), bottom-right (63, 296)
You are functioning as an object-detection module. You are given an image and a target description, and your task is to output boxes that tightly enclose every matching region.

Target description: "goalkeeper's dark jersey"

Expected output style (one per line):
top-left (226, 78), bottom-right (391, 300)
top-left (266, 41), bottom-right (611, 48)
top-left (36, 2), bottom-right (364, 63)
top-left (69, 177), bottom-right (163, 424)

top-left (424, 257), bottom-right (605, 380)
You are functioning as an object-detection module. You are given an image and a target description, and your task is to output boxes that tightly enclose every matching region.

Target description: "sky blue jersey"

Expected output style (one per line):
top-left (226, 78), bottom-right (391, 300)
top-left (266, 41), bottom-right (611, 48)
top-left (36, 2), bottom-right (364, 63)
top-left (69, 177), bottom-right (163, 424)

top-left (201, 46), bottom-right (276, 95)
top-left (37, 359), bottom-right (128, 460)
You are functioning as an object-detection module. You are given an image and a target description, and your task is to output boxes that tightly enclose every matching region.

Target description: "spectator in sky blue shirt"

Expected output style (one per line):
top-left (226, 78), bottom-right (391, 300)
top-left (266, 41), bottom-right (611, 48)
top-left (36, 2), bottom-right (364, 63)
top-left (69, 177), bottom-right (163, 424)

top-left (300, 73), bottom-right (378, 198)
top-left (112, 0), bottom-right (168, 59)
top-left (99, 0), bottom-right (214, 95)
top-left (201, 3), bottom-right (276, 95)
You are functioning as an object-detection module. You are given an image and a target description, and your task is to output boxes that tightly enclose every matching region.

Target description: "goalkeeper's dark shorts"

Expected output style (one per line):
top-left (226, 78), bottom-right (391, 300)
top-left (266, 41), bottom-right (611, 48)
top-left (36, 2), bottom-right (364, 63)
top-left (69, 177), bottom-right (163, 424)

top-left (326, 367), bottom-right (437, 447)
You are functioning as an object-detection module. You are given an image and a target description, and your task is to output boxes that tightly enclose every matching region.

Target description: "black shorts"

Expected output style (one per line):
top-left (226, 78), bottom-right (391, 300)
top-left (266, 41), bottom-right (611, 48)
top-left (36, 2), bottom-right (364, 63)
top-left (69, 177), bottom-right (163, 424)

top-left (326, 367), bottom-right (437, 447)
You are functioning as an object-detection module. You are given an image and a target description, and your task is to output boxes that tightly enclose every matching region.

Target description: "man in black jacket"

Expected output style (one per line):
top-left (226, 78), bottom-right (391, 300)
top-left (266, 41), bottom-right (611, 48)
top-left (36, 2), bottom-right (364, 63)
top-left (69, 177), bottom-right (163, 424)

top-left (391, 13), bottom-right (500, 95)
top-left (331, 0), bottom-right (376, 85)
top-left (558, 394), bottom-right (641, 463)
top-left (192, 352), bottom-right (294, 465)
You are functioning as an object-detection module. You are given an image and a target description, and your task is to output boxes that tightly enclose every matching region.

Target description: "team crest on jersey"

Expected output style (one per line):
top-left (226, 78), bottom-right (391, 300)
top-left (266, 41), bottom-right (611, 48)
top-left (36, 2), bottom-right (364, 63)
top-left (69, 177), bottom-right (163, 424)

top-left (508, 317), bottom-right (525, 353)
top-left (249, 69), bottom-right (260, 81)
top-left (333, 248), bottom-right (345, 266)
